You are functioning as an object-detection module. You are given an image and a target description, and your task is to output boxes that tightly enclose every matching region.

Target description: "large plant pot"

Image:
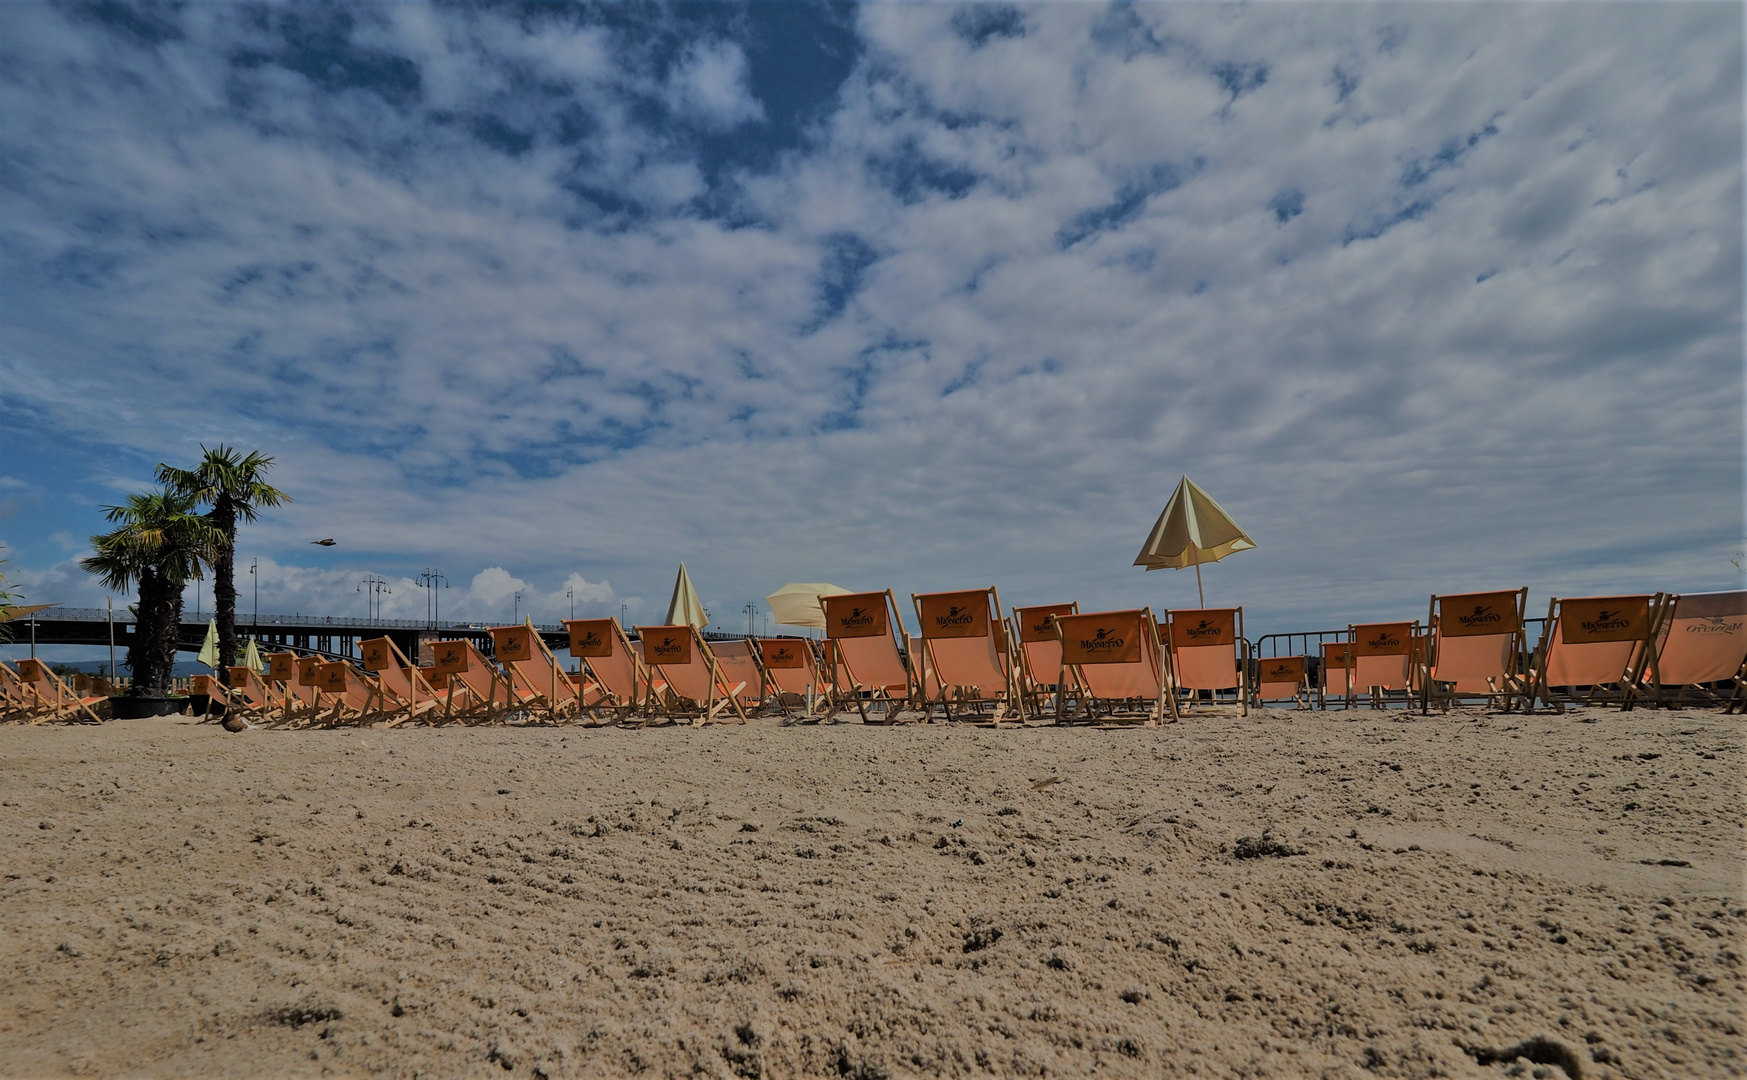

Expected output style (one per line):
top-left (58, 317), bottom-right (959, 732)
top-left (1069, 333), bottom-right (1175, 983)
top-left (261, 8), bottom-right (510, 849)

top-left (188, 694), bottom-right (227, 718)
top-left (111, 695), bottom-right (187, 719)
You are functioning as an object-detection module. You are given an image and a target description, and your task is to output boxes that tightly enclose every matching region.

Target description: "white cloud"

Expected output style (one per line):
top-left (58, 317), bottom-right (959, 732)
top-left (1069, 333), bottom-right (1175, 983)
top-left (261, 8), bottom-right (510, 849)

top-left (0, 2), bottom-right (1737, 637)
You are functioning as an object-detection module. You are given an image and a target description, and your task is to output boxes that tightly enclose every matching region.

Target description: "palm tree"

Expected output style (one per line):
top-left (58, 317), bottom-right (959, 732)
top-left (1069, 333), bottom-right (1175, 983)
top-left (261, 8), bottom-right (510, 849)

top-left (159, 446), bottom-right (289, 682)
top-left (81, 489), bottom-right (223, 697)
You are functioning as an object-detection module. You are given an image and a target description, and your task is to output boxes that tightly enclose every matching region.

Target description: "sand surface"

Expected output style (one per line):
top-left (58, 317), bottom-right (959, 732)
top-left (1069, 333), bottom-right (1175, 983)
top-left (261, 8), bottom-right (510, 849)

top-left (0, 708), bottom-right (1740, 1079)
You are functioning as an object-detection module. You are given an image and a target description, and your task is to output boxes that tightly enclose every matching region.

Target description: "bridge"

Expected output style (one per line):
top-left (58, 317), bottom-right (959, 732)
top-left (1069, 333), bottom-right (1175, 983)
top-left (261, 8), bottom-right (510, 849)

top-left (3, 607), bottom-right (751, 667)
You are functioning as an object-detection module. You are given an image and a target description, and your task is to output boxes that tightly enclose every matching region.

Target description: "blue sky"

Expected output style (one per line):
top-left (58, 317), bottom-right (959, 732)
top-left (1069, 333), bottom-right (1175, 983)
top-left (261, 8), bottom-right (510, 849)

top-left (2, 0), bottom-right (1741, 653)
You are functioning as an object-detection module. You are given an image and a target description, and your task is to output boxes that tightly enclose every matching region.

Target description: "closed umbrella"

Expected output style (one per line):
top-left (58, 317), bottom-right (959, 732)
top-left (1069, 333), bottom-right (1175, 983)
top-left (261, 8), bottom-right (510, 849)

top-left (1133, 476), bottom-right (1257, 606)
top-left (241, 637), bottom-right (265, 674)
top-left (665, 564), bottom-right (709, 629)
top-left (764, 583), bottom-right (851, 631)
top-left (196, 618), bottom-right (220, 670)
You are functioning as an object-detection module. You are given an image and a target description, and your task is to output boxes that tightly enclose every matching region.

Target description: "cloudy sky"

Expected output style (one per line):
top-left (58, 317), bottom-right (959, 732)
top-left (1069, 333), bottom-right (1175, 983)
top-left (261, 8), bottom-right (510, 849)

top-left (2, 0), bottom-right (1740, 651)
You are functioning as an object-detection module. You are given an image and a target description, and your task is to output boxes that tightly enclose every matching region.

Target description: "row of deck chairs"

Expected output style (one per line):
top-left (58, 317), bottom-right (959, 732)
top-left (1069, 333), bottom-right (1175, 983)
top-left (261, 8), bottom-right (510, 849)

top-left (1252, 589), bottom-right (1747, 714)
top-left (0, 658), bottom-right (107, 724)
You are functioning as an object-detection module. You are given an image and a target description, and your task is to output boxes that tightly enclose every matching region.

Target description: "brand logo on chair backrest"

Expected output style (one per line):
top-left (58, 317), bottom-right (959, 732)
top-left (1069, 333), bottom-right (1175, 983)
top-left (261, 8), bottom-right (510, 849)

top-left (1261, 657), bottom-right (1305, 682)
top-left (296, 656), bottom-right (324, 685)
top-left (1439, 591), bottom-right (1522, 637)
top-left (918, 591), bottom-right (990, 639)
top-left (361, 640), bottom-right (389, 672)
top-left (319, 663), bottom-right (348, 692)
top-left (1017, 604), bottom-right (1076, 643)
top-left (1560, 597), bottom-right (1649, 645)
top-left (268, 654), bottom-right (296, 681)
top-left (492, 628), bottom-right (532, 662)
top-left (1058, 612), bottom-right (1145, 665)
top-left (758, 639), bottom-right (806, 669)
top-left (1352, 623), bottom-right (1413, 657)
top-left (431, 642), bottom-right (470, 676)
top-left (824, 593), bottom-right (889, 639)
top-left (566, 620), bottom-right (615, 658)
top-left (1686, 616), bottom-right (1745, 635)
top-left (642, 627), bottom-right (693, 666)
top-left (1168, 609), bottom-right (1235, 650)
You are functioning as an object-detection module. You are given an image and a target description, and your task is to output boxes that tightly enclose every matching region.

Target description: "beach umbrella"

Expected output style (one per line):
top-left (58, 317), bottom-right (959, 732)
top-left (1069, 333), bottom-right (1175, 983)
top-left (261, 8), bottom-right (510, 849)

top-left (665, 563), bottom-right (709, 629)
top-left (1133, 476), bottom-right (1257, 607)
top-left (764, 583), bottom-right (851, 631)
top-left (241, 637), bottom-right (266, 674)
top-left (196, 618), bottom-right (220, 670)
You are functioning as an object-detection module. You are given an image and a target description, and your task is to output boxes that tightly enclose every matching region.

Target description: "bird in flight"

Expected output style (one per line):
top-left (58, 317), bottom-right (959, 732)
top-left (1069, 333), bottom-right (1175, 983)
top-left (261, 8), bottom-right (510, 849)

top-left (311, 539), bottom-right (337, 547)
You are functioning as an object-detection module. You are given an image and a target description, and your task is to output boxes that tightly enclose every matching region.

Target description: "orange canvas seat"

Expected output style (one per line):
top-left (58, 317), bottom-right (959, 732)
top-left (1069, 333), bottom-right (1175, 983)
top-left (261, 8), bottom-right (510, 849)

top-left (1254, 655), bottom-right (1309, 709)
top-left (911, 587), bottom-right (1021, 723)
top-left (709, 639), bottom-right (767, 710)
top-left (634, 625), bottom-right (747, 724)
top-left (1641, 591), bottom-right (1747, 711)
top-left (315, 661), bottom-right (384, 726)
top-left (189, 673), bottom-right (231, 720)
top-left (1, 659), bottom-right (44, 721)
top-left (564, 618), bottom-right (647, 723)
top-left (1012, 604), bottom-right (1077, 720)
top-left (226, 665), bottom-right (282, 720)
top-left (1525, 595), bottom-right (1661, 713)
top-left (1165, 608), bottom-right (1248, 715)
top-left (1422, 589), bottom-right (1529, 712)
top-left (428, 639), bottom-right (519, 723)
top-left (488, 625), bottom-right (580, 723)
top-left (1053, 608), bottom-right (1176, 725)
top-left (821, 591), bottom-right (915, 723)
top-left (1347, 622), bottom-right (1418, 709)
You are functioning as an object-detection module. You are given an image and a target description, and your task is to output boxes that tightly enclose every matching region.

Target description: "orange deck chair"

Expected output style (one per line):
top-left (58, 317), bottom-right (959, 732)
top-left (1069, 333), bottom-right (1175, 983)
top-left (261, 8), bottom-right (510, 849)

top-left (1638, 591), bottom-right (1747, 711)
top-left (314, 660), bottom-right (386, 726)
top-left (1347, 622), bottom-right (1419, 709)
top-left (634, 625), bottom-right (748, 724)
top-left (1318, 641), bottom-right (1353, 709)
top-left (359, 637), bottom-right (445, 726)
top-left (755, 637), bottom-right (830, 718)
top-left (1254, 655), bottom-right (1309, 709)
top-left (1011, 604), bottom-right (1078, 721)
top-left (488, 624), bottom-right (580, 723)
top-left (821, 591), bottom-right (916, 723)
top-left (261, 652), bottom-right (313, 726)
top-left (712, 639), bottom-right (771, 713)
top-left (1524, 595), bottom-right (1662, 713)
top-left (1421, 589), bottom-right (1530, 713)
top-left (188, 673), bottom-right (231, 722)
top-left (14, 659), bottom-right (105, 724)
top-left (565, 618), bottom-right (646, 723)
top-left (1165, 608), bottom-right (1248, 716)
top-left (1054, 608), bottom-right (1177, 725)
top-left (912, 587), bottom-right (1022, 723)
top-left (226, 665), bottom-right (282, 723)
top-left (429, 639), bottom-right (519, 723)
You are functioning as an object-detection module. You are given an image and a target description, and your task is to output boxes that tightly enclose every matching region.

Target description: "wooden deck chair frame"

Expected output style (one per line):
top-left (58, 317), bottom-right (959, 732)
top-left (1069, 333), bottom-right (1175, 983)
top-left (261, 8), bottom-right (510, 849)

top-left (564, 618), bottom-right (647, 724)
top-left (821, 590), bottom-right (917, 723)
top-left (633, 624), bottom-right (748, 725)
top-left (1053, 607), bottom-right (1178, 726)
top-left (1317, 641), bottom-right (1354, 710)
top-left (1252, 655), bottom-right (1310, 710)
top-left (1164, 608), bottom-right (1249, 717)
top-left (314, 661), bottom-right (389, 727)
top-left (488, 625), bottom-right (580, 724)
top-left (270, 654), bottom-right (332, 728)
top-left (1011, 603), bottom-right (1080, 722)
top-left (359, 637), bottom-right (445, 727)
top-left (1524, 594), bottom-right (1664, 714)
top-left (188, 673), bottom-right (231, 723)
top-left (429, 639), bottom-right (519, 723)
top-left (13, 659), bottom-right (105, 724)
top-left (755, 637), bottom-right (832, 720)
top-left (1632, 591), bottom-right (1747, 711)
top-left (911, 586), bottom-right (1023, 724)
top-left (1346, 622), bottom-right (1421, 710)
top-left (1420, 589), bottom-right (1531, 714)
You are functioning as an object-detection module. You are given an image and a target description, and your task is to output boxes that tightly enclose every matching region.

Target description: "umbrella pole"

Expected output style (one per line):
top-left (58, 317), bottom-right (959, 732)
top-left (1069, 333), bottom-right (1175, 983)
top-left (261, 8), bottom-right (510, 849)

top-left (1194, 564), bottom-right (1205, 608)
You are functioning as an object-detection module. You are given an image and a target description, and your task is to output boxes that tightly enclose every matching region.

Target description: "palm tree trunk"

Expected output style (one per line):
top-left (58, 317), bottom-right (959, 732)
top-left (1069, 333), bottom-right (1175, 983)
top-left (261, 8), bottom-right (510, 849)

top-left (212, 497), bottom-right (238, 682)
top-left (132, 568), bottom-right (180, 696)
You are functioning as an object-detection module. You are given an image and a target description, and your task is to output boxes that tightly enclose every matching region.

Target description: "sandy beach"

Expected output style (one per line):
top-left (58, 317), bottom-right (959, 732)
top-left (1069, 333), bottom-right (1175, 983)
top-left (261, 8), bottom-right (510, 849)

top-left (0, 709), bottom-right (1739, 1079)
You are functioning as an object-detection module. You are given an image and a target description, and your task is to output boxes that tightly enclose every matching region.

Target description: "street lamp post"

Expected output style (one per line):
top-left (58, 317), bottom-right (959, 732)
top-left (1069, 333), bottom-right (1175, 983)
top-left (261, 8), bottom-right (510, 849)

top-left (249, 558), bottom-right (258, 636)
top-left (416, 569), bottom-right (448, 629)
top-left (358, 575), bottom-right (391, 621)
top-left (513, 591), bottom-right (524, 623)
top-left (566, 587), bottom-right (574, 620)
top-left (743, 602), bottom-right (757, 638)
